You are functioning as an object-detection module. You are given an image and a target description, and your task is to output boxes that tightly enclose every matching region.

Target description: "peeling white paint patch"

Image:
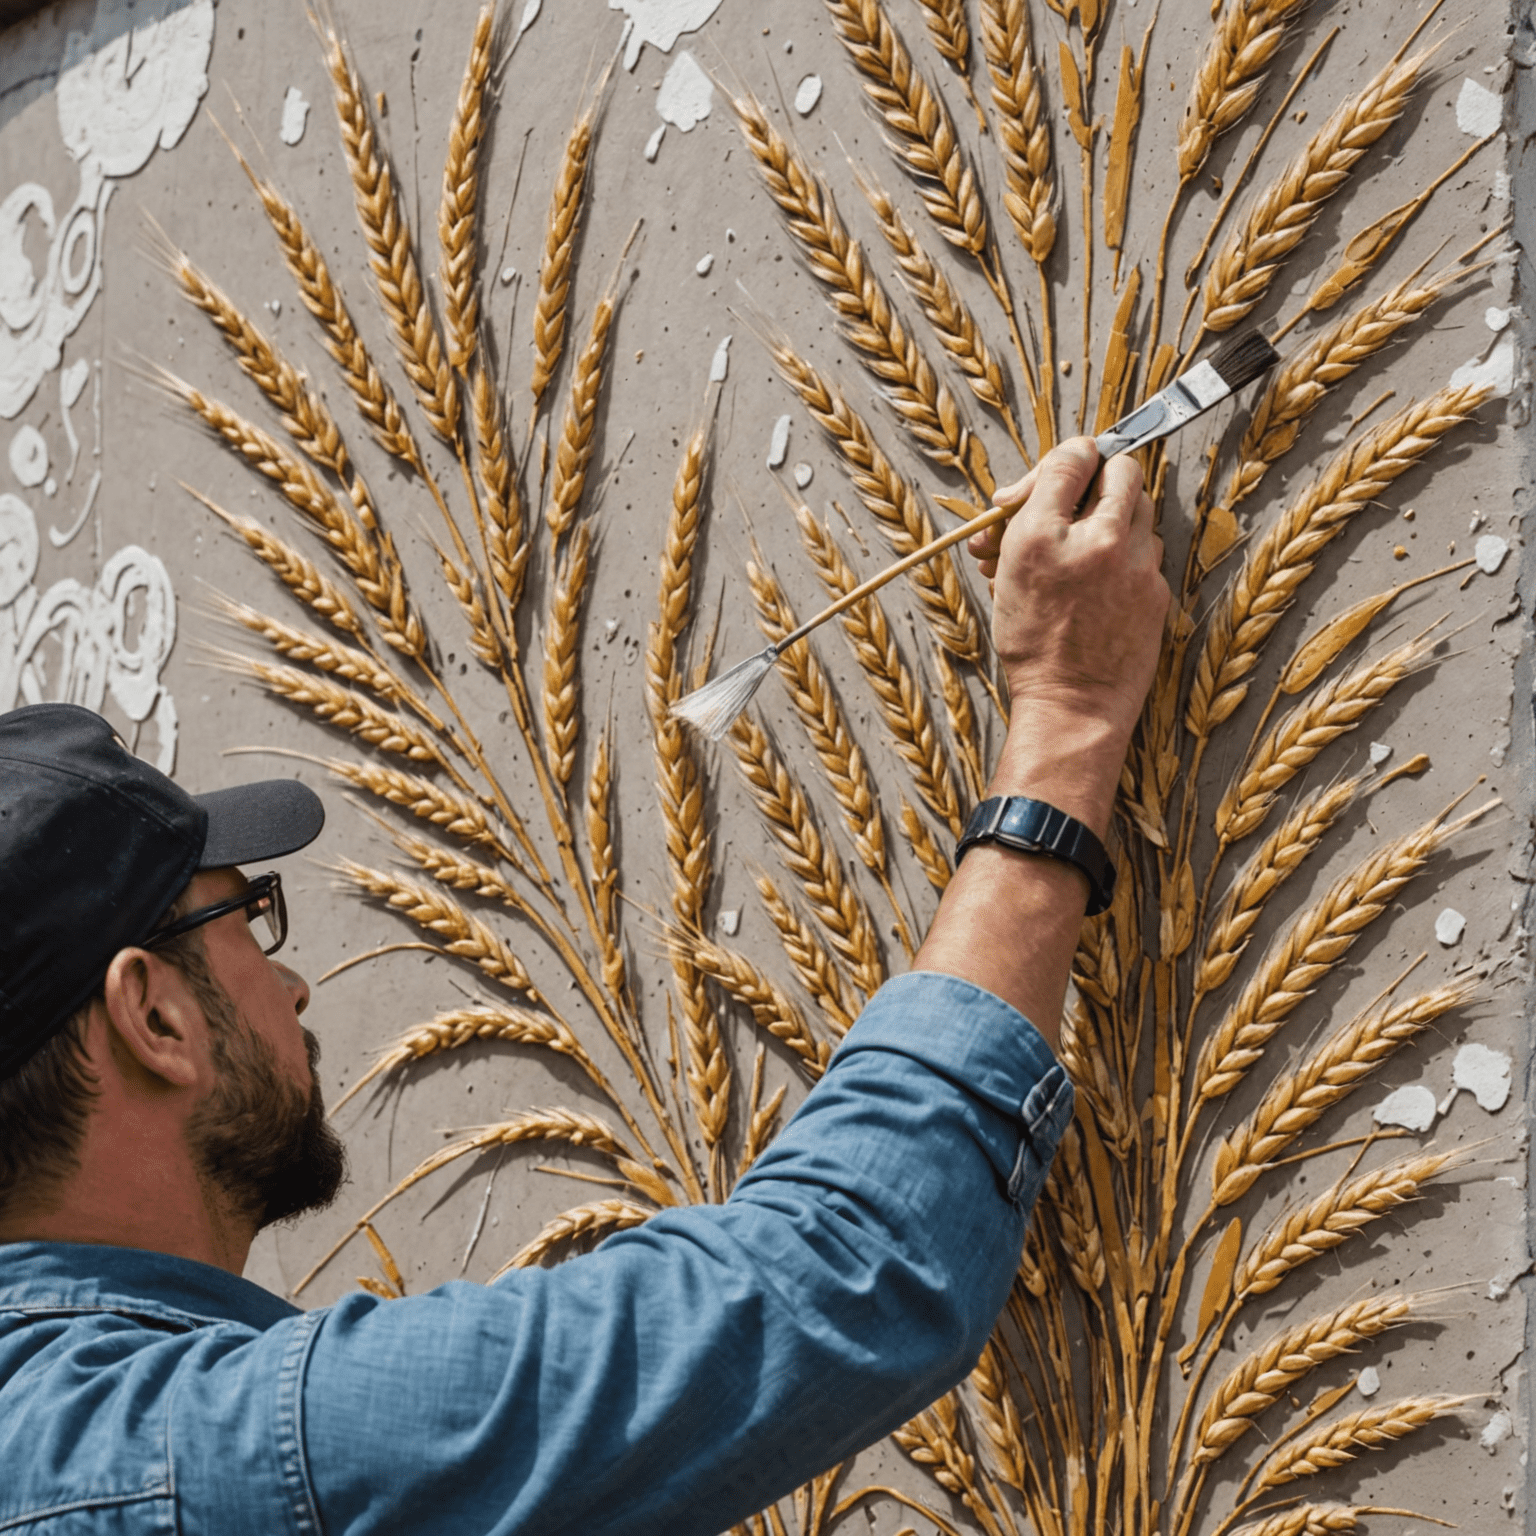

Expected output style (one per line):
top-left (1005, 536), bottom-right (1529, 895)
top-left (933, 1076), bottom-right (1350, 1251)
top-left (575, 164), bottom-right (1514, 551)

top-left (279, 87), bottom-right (310, 147)
top-left (1493, 170), bottom-right (1511, 201)
top-left (695, 252), bottom-right (714, 276)
top-left (793, 462), bottom-right (814, 490)
top-left (1486, 306), bottom-right (1511, 332)
top-left (795, 75), bottom-right (824, 115)
top-left (1373, 1084), bottom-right (1438, 1132)
top-left (767, 413), bottom-right (791, 469)
top-left (1357, 1366), bottom-right (1381, 1398)
top-left (1490, 1275), bottom-right (1511, 1301)
top-left (9, 426), bottom-right (47, 488)
top-left (611, 0), bottom-right (723, 71)
top-left (1475, 534), bottom-right (1510, 574)
top-left (517, 0), bottom-right (542, 38)
top-left (656, 51), bottom-right (714, 132)
top-left (1454, 1042), bottom-right (1512, 1111)
top-left (1369, 741), bottom-right (1391, 766)
top-left (1455, 77), bottom-right (1503, 138)
top-left (1449, 334), bottom-right (1516, 399)
top-left (708, 334), bottom-right (731, 382)
top-left (1435, 907), bottom-right (1466, 946)
top-left (1481, 1408), bottom-right (1513, 1452)
top-left (644, 123), bottom-right (666, 162)
top-left (718, 908), bottom-right (740, 936)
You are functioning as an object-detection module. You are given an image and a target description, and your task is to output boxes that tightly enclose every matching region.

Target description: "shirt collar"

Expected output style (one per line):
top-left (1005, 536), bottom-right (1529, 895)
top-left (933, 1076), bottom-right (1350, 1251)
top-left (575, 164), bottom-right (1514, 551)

top-left (0, 1240), bottom-right (301, 1332)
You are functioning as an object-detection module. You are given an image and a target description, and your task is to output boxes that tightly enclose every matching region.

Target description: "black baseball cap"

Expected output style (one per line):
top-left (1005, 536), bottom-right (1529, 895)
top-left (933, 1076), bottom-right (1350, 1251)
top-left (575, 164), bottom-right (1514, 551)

top-left (0, 703), bottom-right (325, 1079)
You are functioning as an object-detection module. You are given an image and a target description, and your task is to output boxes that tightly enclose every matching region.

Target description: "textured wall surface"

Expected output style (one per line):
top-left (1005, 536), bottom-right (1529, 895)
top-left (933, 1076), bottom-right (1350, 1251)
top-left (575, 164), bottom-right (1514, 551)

top-left (1, 1), bottom-right (1532, 1531)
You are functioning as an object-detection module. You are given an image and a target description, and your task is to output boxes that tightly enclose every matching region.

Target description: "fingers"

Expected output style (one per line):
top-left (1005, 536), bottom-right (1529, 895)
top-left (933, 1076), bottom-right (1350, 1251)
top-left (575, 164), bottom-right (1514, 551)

top-left (1082, 452), bottom-right (1145, 530)
top-left (1023, 437), bottom-right (1101, 527)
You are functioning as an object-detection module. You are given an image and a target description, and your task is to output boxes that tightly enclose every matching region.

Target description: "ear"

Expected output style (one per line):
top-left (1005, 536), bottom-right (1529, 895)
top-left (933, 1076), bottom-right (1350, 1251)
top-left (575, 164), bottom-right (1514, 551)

top-left (99, 948), bottom-right (209, 1090)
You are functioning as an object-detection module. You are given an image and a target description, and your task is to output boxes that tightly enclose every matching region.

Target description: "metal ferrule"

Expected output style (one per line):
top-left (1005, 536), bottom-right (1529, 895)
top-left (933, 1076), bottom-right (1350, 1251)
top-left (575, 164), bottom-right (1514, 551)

top-left (1094, 360), bottom-right (1230, 457)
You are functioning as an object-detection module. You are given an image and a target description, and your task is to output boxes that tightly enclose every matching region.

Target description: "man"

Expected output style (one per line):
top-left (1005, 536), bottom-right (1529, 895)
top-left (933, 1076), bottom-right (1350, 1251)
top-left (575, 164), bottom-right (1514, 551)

top-left (0, 439), bottom-right (1166, 1534)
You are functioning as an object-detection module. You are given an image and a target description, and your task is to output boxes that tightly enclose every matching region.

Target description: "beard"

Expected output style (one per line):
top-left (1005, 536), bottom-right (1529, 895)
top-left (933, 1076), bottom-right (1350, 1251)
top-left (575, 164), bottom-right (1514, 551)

top-left (186, 1001), bottom-right (349, 1232)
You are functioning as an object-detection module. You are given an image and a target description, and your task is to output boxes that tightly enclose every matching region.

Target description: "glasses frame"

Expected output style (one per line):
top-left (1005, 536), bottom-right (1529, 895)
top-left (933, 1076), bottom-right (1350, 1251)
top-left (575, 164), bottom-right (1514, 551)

top-left (142, 871), bottom-right (288, 958)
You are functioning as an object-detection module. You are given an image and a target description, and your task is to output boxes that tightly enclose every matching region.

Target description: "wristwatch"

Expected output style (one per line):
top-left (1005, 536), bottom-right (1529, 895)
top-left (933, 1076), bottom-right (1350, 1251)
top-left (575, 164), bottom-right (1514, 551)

top-left (954, 796), bottom-right (1116, 916)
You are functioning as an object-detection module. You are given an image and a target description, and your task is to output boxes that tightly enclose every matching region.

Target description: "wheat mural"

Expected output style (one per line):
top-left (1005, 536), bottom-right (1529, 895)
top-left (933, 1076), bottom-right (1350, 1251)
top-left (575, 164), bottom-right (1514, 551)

top-left (158, 0), bottom-right (1513, 1530)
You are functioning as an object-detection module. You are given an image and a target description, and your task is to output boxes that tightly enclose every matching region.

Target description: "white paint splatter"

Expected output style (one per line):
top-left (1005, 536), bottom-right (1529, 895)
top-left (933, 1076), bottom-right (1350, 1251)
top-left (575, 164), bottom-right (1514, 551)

top-left (718, 908), bottom-right (740, 936)
top-left (1373, 1084), bottom-right (1438, 1132)
top-left (500, 266), bottom-right (517, 286)
top-left (1489, 1276), bottom-right (1511, 1301)
top-left (1453, 1042), bottom-right (1512, 1111)
top-left (1481, 1408), bottom-right (1513, 1452)
top-left (279, 86), bottom-right (310, 147)
top-left (696, 252), bottom-right (714, 276)
top-left (517, 0), bottom-right (542, 38)
top-left (656, 50), bottom-right (714, 132)
top-left (60, 358), bottom-right (88, 409)
top-left (709, 334), bottom-right (732, 382)
top-left (1486, 306), bottom-right (1511, 332)
top-left (8, 426), bottom-right (47, 488)
top-left (793, 462), bottom-right (814, 489)
top-left (1455, 77), bottom-right (1503, 138)
top-left (610, 0), bottom-right (723, 71)
top-left (1449, 334), bottom-right (1516, 399)
top-left (1357, 1367), bottom-right (1381, 1398)
top-left (1435, 907), bottom-right (1466, 946)
top-left (1369, 741), bottom-right (1392, 766)
top-left (1475, 534), bottom-right (1509, 574)
top-left (1494, 170), bottom-right (1511, 201)
top-left (767, 413), bottom-right (791, 469)
top-left (795, 75), bottom-right (824, 115)
top-left (644, 123), bottom-right (666, 162)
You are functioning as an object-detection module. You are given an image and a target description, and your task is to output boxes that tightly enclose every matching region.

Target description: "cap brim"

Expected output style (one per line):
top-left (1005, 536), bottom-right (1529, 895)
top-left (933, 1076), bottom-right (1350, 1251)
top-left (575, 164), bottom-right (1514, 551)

top-left (194, 780), bottom-right (326, 868)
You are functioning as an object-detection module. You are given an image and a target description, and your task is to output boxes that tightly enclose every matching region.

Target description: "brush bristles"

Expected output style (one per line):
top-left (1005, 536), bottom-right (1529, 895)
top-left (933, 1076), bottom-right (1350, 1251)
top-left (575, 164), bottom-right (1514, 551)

top-left (670, 648), bottom-right (778, 740)
top-left (1210, 330), bottom-right (1280, 394)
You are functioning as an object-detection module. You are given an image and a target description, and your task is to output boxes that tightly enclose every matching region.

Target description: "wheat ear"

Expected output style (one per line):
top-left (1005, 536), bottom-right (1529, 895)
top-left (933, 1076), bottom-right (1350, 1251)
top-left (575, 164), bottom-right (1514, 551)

top-left (1200, 47), bottom-right (1432, 335)
top-left (322, 757), bottom-right (515, 861)
top-left (529, 90), bottom-right (600, 417)
top-left (968, 1340), bottom-right (1028, 1493)
top-left (1187, 382), bottom-right (1491, 736)
top-left (1230, 1504), bottom-right (1371, 1536)
top-left (472, 360), bottom-right (529, 613)
top-left (730, 712), bottom-right (886, 1001)
top-left (542, 520), bottom-right (592, 791)
top-left (586, 727), bottom-right (629, 1006)
top-left (1254, 1395), bottom-right (1471, 1490)
top-left (900, 797), bottom-right (952, 891)
top-left (1192, 798), bottom-right (1494, 1106)
top-left (977, 0), bottom-right (1055, 263)
top-left (1044, 1123), bottom-right (1107, 1295)
top-left (1235, 1150), bottom-right (1465, 1303)
top-left (685, 934), bottom-right (831, 1079)
top-left (824, 0), bottom-right (988, 256)
top-left (320, 20), bottom-right (459, 440)
top-left (1193, 1294), bottom-right (1416, 1464)
top-left (1215, 631), bottom-right (1438, 844)
top-left (439, 3), bottom-right (494, 371)
top-left (498, 1198), bottom-right (655, 1274)
top-left (731, 93), bottom-right (973, 475)
top-left (912, 0), bottom-right (986, 129)
top-left (1213, 982), bottom-right (1476, 1204)
top-left (212, 597), bottom-right (411, 704)
top-left (1197, 776), bottom-right (1363, 997)
top-left (547, 293), bottom-right (616, 545)
top-left (1217, 264), bottom-right (1461, 515)
top-left (1060, 997), bottom-right (1135, 1163)
top-left (755, 872), bottom-right (858, 1037)
top-left (797, 505), bottom-right (966, 838)
top-left (229, 146), bottom-right (423, 470)
top-left (1178, 0), bottom-right (1313, 182)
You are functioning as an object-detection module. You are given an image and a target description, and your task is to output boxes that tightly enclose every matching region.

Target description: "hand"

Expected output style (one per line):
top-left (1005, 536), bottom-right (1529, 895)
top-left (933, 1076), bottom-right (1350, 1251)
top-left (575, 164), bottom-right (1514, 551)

top-left (967, 438), bottom-right (1169, 833)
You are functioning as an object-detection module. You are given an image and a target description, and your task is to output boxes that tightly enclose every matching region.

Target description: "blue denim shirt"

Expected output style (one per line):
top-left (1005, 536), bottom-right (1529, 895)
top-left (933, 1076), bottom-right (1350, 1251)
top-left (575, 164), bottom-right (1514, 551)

top-left (0, 972), bottom-right (1072, 1535)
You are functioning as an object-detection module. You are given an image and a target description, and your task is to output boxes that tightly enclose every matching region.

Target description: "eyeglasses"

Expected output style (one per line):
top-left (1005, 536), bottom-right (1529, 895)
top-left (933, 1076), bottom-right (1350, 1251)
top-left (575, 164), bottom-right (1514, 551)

top-left (142, 872), bottom-right (288, 958)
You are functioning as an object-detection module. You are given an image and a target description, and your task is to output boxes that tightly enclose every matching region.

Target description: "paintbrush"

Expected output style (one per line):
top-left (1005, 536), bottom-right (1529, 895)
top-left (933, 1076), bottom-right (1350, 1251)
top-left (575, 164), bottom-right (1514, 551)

top-left (673, 331), bottom-right (1278, 740)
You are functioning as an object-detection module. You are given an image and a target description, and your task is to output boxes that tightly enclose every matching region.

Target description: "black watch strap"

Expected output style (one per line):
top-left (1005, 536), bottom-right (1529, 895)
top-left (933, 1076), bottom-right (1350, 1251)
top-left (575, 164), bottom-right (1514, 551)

top-left (954, 796), bottom-right (1116, 916)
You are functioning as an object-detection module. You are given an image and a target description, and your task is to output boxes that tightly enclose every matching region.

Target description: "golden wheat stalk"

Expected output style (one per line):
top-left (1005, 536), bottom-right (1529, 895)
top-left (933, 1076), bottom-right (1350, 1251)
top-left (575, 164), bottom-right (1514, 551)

top-left (1196, 776), bottom-right (1363, 997)
top-left (437, 547), bottom-right (503, 670)
top-left (1200, 47), bottom-right (1431, 335)
top-left (977, 0), bottom-right (1055, 263)
top-left (211, 597), bottom-right (411, 704)
top-left (730, 712), bottom-right (886, 1001)
top-left (824, 0), bottom-right (988, 256)
top-left (797, 505), bottom-right (967, 837)
top-left (968, 1340), bottom-right (1028, 1493)
top-left (1193, 1294), bottom-right (1416, 1464)
top-left (473, 360), bottom-right (529, 613)
top-left (499, 1198), bottom-right (655, 1274)
top-left (1187, 382), bottom-right (1491, 736)
top-left (1191, 799), bottom-right (1493, 1106)
top-left (529, 87), bottom-right (601, 416)
top-left (732, 93), bottom-right (973, 475)
top-left (900, 795), bottom-right (952, 891)
top-left (1254, 1396), bottom-right (1470, 1490)
top-left (542, 520), bottom-right (592, 791)
top-left (755, 872), bottom-right (858, 1037)
top-left (322, 757), bottom-right (514, 861)
top-left (337, 858), bottom-right (540, 999)
top-left (586, 727), bottom-right (629, 1005)
top-left (912, 0), bottom-right (986, 130)
top-left (1214, 631), bottom-right (1437, 844)
top-left (1213, 982), bottom-right (1475, 1204)
top-left (934, 645), bottom-right (984, 808)
top-left (547, 294), bottom-right (616, 544)
top-left (319, 19), bottom-right (460, 441)
top-left (228, 143), bottom-right (424, 470)
top-left (1217, 265), bottom-right (1460, 514)
top-left (1230, 1504), bottom-right (1373, 1536)
top-left (439, 4), bottom-right (494, 371)
top-left (686, 933), bottom-right (831, 1079)
top-left (1059, 998), bottom-right (1135, 1163)
top-left (1044, 1123), bottom-right (1107, 1295)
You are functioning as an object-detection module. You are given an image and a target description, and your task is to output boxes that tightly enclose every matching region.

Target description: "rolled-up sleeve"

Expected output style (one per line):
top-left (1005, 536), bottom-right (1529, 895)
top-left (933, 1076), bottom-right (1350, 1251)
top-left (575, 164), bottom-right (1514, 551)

top-left (281, 970), bottom-right (1072, 1535)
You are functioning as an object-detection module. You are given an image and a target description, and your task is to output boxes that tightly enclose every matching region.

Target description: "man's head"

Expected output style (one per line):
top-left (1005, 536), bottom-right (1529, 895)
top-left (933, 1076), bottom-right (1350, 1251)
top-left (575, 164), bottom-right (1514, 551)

top-left (0, 703), bottom-right (346, 1244)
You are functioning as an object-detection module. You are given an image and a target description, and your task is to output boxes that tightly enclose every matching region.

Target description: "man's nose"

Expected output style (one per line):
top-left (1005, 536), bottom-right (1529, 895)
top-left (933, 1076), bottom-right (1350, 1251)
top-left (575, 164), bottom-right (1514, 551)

top-left (274, 960), bottom-right (311, 1017)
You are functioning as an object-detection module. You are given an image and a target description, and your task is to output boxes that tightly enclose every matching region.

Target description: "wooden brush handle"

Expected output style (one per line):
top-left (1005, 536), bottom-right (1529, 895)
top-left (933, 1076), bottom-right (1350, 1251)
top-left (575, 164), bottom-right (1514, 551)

top-left (780, 502), bottom-right (1012, 651)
